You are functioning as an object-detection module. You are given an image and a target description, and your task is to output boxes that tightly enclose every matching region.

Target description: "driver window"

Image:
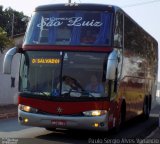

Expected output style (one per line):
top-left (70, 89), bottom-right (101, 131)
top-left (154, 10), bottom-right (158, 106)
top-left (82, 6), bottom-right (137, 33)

top-left (19, 54), bottom-right (29, 90)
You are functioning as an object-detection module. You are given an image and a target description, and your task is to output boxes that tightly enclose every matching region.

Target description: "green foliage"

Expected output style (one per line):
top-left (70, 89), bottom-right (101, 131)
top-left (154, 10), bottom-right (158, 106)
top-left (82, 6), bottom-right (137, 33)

top-left (0, 27), bottom-right (8, 48)
top-left (0, 6), bottom-right (27, 52)
top-left (0, 7), bottom-right (28, 36)
top-left (0, 27), bottom-right (14, 51)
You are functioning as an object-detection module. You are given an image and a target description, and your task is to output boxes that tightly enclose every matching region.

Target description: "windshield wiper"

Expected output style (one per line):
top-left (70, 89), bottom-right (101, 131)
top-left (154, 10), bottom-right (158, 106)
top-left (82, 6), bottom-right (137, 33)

top-left (80, 90), bottom-right (94, 97)
top-left (61, 89), bottom-right (94, 97)
top-left (29, 91), bottom-right (51, 96)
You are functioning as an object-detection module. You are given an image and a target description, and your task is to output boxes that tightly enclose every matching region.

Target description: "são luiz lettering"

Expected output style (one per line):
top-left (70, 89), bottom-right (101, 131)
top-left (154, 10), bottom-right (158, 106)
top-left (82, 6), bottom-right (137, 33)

top-left (32, 58), bottom-right (60, 64)
top-left (37, 17), bottom-right (103, 27)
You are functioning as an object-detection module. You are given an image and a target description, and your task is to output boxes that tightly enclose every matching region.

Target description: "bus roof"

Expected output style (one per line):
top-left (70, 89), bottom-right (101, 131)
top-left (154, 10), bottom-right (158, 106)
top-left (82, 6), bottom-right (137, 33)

top-left (34, 3), bottom-right (118, 12)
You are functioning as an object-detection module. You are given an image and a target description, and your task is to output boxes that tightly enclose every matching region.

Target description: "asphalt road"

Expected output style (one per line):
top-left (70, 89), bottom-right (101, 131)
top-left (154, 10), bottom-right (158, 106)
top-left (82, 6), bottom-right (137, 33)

top-left (0, 103), bottom-right (159, 144)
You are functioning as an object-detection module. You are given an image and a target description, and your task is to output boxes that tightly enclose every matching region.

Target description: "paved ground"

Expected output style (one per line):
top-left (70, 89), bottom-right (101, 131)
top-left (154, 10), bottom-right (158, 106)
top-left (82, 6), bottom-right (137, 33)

top-left (144, 99), bottom-right (160, 140)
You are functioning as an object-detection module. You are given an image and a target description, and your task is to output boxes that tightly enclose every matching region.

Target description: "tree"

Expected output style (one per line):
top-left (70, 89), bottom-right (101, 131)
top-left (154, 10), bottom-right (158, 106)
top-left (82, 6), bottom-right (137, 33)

top-left (0, 27), bottom-right (13, 53)
top-left (0, 7), bottom-right (28, 37)
top-left (0, 7), bottom-right (27, 52)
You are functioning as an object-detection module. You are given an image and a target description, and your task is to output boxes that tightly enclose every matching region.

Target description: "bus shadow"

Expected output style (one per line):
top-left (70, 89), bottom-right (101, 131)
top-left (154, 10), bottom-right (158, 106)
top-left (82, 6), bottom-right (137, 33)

top-left (36, 115), bottom-right (158, 143)
top-left (36, 128), bottom-right (112, 144)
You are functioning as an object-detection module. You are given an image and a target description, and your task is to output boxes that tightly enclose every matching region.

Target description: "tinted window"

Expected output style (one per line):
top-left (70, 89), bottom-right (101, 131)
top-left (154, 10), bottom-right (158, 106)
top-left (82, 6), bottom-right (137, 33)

top-left (24, 11), bottom-right (113, 46)
top-left (19, 51), bottom-right (109, 98)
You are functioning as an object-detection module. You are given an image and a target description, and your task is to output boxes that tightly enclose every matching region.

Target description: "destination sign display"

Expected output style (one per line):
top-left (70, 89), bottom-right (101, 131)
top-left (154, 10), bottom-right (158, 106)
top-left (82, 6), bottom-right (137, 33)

top-left (31, 58), bottom-right (60, 64)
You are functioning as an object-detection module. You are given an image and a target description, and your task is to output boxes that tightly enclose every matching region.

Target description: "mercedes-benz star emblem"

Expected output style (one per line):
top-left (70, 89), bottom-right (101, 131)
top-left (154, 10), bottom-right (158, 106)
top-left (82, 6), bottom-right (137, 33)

top-left (56, 107), bottom-right (63, 114)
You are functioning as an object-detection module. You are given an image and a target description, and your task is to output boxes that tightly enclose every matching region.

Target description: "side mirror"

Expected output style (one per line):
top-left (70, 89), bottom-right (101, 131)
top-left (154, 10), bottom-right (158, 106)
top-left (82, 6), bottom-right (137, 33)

top-left (106, 50), bottom-right (118, 80)
top-left (3, 47), bottom-right (18, 74)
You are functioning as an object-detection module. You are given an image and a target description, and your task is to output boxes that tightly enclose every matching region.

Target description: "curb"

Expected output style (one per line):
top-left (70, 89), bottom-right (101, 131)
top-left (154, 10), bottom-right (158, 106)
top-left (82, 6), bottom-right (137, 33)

top-left (0, 112), bottom-right (17, 119)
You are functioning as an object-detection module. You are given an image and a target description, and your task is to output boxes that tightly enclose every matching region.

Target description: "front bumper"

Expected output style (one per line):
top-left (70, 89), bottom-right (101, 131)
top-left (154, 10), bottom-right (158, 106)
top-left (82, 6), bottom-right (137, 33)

top-left (18, 110), bottom-right (109, 131)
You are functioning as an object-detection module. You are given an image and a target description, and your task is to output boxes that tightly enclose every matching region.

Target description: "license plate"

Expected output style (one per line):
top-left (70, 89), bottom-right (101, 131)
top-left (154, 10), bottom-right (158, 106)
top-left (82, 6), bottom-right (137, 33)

top-left (51, 120), bottom-right (66, 126)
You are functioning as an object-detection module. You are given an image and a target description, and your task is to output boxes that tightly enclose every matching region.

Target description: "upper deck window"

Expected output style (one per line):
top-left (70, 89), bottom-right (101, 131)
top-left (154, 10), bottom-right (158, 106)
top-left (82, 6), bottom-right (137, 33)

top-left (24, 11), bottom-right (113, 46)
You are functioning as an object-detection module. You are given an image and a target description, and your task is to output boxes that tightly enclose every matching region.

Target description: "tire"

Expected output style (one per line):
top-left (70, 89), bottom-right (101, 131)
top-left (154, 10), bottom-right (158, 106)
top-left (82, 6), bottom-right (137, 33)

top-left (120, 102), bottom-right (126, 128)
top-left (115, 102), bottom-right (126, 133)
top-left (149, 95), bottom-right (152, 111)
top-left (142, 97), bottom-right (150, 120)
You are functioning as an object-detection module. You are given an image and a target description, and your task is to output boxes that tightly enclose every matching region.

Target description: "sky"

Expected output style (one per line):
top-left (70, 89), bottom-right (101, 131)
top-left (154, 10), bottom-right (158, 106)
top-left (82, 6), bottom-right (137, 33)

top-left (1, 0), bottom-right (160, 81)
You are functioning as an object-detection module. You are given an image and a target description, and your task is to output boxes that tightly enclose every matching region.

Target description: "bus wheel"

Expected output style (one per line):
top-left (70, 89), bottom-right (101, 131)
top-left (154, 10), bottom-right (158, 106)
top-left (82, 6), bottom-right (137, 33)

top-left (115, 102), bottom-right (126, 133)
top-left (120, 102), bottom-right (126, 128)
top-left (142, 96), bottom-right (150, 120)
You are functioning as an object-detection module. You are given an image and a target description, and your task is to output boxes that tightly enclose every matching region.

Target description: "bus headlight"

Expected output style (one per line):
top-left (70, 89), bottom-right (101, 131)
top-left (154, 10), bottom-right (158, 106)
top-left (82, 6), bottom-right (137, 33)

top-left (83, 110), bottom-right (107, 116)
top-left (19, 104), bottom-right (38, 113)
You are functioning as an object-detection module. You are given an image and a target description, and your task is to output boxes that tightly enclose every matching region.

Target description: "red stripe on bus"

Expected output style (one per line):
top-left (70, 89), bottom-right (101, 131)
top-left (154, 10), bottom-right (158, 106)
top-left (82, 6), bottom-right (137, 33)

top-left (23, 45), bottom-right (113, 52)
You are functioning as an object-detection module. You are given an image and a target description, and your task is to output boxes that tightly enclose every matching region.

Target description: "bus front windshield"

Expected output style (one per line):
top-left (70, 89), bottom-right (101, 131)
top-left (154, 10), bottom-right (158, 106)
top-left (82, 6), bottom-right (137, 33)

top-left (19, 51), bottom-right (108, 98)
top-left (24, 11), bottom-right (113, 46)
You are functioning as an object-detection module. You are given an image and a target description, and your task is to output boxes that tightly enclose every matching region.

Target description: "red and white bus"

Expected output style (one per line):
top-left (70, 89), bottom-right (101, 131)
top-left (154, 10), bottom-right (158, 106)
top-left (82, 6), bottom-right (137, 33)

top-left (3, 3), bottom-right (158, 131)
